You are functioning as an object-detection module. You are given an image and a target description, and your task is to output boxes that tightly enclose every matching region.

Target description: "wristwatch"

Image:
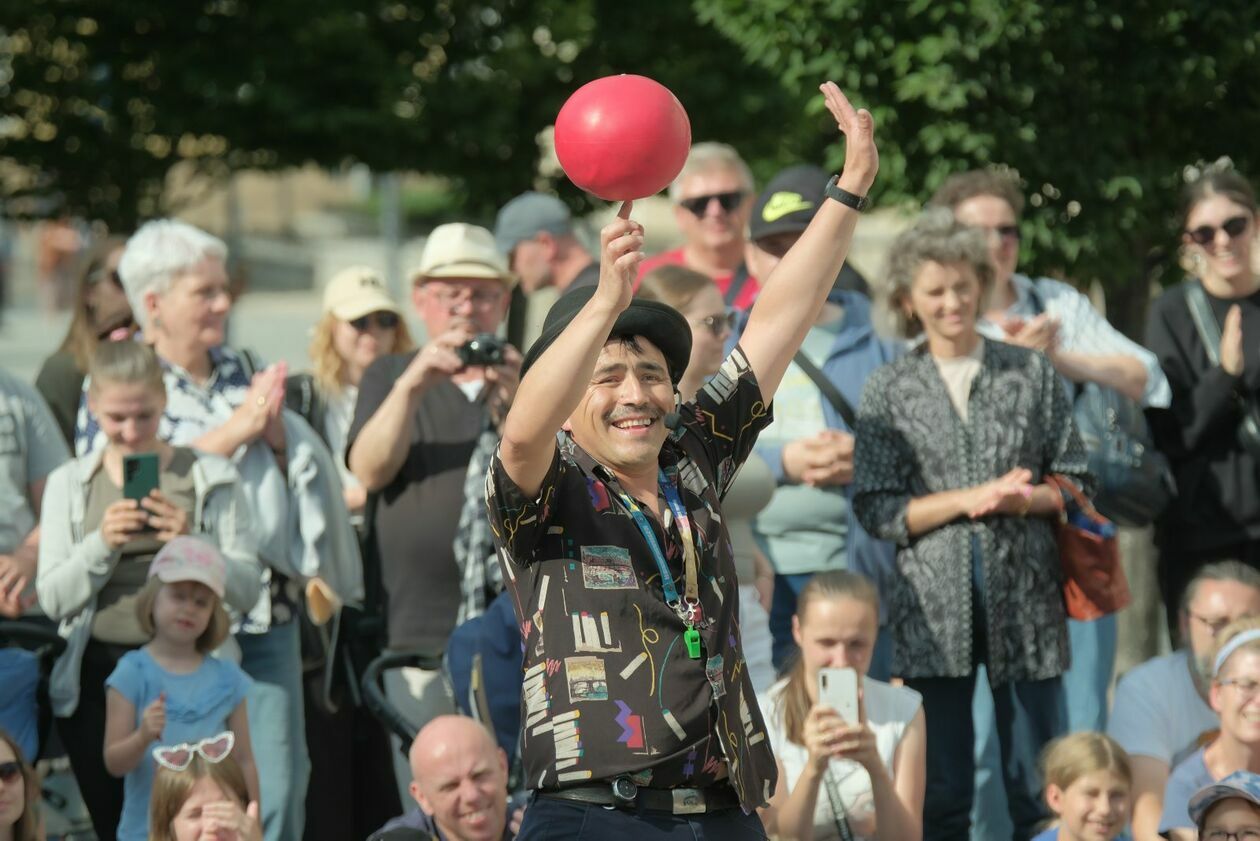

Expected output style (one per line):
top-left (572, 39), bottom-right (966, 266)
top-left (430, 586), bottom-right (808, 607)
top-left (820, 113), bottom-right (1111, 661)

top-left (611, 776), bottom-right (639, 804)
top-left (825, 175), bottom-right (869, 212)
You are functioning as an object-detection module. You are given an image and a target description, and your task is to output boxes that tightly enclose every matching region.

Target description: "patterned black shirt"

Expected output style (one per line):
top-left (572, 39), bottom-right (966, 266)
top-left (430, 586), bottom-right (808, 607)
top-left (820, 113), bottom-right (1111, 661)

top-left (485, 346), bottom-right (778, 811)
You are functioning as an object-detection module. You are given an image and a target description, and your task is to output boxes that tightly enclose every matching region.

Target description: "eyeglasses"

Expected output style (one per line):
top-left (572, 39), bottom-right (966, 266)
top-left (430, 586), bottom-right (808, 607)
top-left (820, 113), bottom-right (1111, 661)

top-left (0, 760), bottom-right (21, 784)
top-left (1187, 215), bottom-right (1251, 247)
top-left (152, 731), bottom-right (235, 772)
top-left (1190, 610), bottom-right (1234, 637)
top-left (349, 312), bottom-right (400, 331)
top-left (1218, 677), bottom-right (1260, 700)
top-left (974, 224), bottom-right (1020, 243)
top-left (90, 268), bottom-right (123, 288)
top-left (425, 285), bottom-right (504, 310)
top-left (694, 310), bottom-right (736, 337)
top-left (1204, 828), bottom-right (1260, 841)
top-left (679, 191), bottom-right (747, 217)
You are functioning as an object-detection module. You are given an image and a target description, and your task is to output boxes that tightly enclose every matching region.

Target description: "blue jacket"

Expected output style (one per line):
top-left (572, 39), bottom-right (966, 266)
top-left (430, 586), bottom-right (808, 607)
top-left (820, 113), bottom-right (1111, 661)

top-left (733, 290), bottom-right (901, 619)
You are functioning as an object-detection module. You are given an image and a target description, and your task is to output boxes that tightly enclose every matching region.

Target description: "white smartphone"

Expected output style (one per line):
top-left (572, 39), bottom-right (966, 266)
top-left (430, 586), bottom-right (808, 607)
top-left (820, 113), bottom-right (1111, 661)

top-left (817, 666), bottom-right (860, 722)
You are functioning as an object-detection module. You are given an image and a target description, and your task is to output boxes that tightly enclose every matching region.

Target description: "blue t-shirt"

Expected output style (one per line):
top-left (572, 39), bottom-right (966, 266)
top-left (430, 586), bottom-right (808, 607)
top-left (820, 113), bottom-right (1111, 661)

top-left (1161, 746), bottom-right (1215, 836)
top-left (105, 648), bottom-right (252, 841)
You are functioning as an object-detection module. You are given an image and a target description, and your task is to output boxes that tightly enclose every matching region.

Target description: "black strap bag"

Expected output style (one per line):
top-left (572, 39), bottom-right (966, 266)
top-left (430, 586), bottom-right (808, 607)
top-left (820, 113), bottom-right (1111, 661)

top-left (1026, 283), bottom-right (1174, 526)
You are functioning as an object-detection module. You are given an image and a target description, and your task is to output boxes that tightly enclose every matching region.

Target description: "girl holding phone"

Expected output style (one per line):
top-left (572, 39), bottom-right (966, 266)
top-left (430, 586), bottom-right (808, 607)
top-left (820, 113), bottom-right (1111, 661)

top-left (37, 341), bottom-right (261, 841)
top-left (760, 571), bottom-right (926, 841)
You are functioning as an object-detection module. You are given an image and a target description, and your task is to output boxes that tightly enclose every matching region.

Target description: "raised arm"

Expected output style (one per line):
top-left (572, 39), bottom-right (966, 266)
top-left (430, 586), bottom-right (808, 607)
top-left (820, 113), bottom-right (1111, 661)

top-left (498, 205), bottom-right (643, 498)
top-left (740, 82), bottom-right (878, 402)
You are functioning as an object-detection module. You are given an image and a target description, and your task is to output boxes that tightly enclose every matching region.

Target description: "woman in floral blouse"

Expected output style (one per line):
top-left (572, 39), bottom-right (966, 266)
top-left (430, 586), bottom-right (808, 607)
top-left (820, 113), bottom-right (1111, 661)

top-left (852, 209), bottom-right (1091, 841)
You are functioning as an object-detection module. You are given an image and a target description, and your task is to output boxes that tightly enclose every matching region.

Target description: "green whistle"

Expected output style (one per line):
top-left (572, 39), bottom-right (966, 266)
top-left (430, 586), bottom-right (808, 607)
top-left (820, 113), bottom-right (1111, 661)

top-left (684, 626), bottom-right (702, 660)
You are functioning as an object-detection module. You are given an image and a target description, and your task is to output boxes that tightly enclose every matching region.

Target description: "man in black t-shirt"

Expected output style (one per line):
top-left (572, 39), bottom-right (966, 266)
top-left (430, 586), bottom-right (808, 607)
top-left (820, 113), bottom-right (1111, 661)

top-left (347, 222), bottom-right (520, 795)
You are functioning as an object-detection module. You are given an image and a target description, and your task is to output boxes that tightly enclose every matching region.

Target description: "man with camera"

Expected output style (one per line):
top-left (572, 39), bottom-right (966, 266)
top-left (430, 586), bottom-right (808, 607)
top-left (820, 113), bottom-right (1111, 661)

top-left (347, 222), bottom-right (520, 795)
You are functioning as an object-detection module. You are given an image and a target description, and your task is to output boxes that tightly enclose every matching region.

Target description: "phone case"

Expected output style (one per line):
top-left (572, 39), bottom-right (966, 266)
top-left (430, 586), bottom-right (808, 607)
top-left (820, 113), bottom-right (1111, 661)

top-left (122, 453), bottom-right (160, 501)
top-left (817, 667), bottom-right (860, 723)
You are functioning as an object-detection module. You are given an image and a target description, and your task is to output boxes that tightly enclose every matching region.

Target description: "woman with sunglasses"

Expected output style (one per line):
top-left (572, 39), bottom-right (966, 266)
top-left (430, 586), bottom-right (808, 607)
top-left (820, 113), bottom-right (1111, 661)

top-left (286, 266), bottom-right (413, 521)
top-left (36, 234), bottom-right (135, 447)
top-left (1147, 167), bottom-right (1260, 634)
top-left (0, 728), bottom-right (40, 841)
top-left (636, 264), bottom-right (777, 693)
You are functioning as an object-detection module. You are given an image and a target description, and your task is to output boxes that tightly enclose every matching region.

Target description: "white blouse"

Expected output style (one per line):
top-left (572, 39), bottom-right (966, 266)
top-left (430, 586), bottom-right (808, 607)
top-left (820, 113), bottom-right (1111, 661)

top-left (761, 675), bottom-right (921, 840)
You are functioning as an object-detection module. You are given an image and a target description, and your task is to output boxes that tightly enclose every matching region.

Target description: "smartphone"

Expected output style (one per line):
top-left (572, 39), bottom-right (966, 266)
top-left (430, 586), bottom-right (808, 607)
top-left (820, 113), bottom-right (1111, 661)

top-left (122, 452), bottom-right (160, 502)
top-left (817, 666), bottom-right (860, 723)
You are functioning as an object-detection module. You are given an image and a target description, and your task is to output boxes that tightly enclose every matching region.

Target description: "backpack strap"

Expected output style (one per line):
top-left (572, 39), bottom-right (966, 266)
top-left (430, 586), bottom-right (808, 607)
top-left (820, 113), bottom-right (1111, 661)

top-left (791, 350), bottom-right (857, 429)
top-left (724, 264), bottom-right (752, 307)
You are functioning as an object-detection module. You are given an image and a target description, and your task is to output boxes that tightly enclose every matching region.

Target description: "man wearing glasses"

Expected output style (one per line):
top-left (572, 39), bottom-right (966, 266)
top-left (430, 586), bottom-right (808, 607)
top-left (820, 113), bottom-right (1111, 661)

top-left (1110, 562), bottom-right (1260, 841)
top-left (637, 142), bottom-right (759, 310)
top-left (347, 222), bottom-right (521, 798)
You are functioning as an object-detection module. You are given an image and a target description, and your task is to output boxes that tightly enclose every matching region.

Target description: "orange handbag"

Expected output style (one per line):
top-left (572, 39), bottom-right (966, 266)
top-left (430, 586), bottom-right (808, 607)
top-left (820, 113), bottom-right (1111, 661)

top-left (1045, 474), bottom-right (1131, 621)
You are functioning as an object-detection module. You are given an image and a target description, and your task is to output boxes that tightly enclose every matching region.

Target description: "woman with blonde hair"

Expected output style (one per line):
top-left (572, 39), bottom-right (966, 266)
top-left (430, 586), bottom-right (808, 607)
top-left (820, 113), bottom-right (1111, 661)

top-left (286, 266), bottom-right (413, 519)
top-left (0, 728), bottom-right (40, 841)
top-left (1034, 732), bottom-right (1131, 841)
top-left (1161, 615), bottom-right (1260, 840)
top-left (760, 570), bottom-right (926, 841)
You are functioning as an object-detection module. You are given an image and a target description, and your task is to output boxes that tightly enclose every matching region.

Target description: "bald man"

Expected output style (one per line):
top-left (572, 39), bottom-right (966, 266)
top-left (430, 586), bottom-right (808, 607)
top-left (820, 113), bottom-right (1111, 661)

top-left (369, 715), bottom-right (516, 841)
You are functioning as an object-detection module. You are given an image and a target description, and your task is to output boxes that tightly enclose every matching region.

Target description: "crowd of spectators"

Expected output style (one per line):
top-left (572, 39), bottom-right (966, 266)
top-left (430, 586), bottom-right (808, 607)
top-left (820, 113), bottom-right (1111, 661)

top-left (2, 105), bottom-right (1260, 841)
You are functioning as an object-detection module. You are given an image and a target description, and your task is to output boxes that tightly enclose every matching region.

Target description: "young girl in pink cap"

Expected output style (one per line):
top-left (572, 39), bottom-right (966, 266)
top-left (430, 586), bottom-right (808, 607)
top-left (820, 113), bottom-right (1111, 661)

top-left (103, 536), bottom-right (258, 841)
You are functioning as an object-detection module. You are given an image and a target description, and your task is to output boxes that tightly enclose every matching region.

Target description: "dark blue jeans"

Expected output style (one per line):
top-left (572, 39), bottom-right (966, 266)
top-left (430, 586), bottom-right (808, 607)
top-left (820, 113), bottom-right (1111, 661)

top-left (769, 571), bottom-right (892, 681)
top-left (517, 796), bottom-right (769, 840)
top-left (905, 535), bottom-right (1065, 841)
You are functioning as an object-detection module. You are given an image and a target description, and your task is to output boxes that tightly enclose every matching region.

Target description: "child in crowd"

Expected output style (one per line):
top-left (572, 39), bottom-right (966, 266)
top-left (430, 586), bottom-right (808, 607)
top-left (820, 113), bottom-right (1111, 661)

top-left (103, 537), bottom-right (258, 841)
top-left (1187, 771), bottom-right (1260, 841)
top-left (37, 340), bottom-right (260, 841)
top-left (1034, 732), bottom-right (1132, 841)
top-left (0, 728), bottom-right (41, 841)
top-left (149, 734), bottom-right (262, 841)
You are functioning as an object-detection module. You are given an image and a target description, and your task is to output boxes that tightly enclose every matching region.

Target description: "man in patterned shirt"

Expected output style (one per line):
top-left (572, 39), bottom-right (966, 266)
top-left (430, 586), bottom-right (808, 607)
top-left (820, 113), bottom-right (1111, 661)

top-left (485, 82), bottom-right (878, 839)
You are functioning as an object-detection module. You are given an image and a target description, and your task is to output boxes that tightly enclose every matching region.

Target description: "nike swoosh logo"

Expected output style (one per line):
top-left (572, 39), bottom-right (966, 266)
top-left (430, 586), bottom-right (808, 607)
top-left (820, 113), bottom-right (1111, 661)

top-left (761, 192), bottom-right (814, 222)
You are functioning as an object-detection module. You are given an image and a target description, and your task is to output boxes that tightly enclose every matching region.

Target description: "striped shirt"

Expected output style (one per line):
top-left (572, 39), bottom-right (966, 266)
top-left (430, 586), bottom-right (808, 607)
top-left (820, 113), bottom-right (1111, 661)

top-left (977, 273), bottom-right (1171, 408)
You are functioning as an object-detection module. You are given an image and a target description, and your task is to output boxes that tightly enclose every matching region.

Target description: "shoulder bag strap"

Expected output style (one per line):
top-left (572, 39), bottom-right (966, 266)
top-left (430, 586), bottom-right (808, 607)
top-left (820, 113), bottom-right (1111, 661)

top-left (821, 767), bottom-right (857, 841)
top-left (792, 350), bottom-right (857, 429)
top-left (1184, 282), bottom-right (1224, 366)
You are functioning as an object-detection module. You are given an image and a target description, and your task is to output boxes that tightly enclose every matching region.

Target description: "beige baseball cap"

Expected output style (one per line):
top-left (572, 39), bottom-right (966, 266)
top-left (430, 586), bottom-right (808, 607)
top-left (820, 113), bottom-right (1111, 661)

top-left (148, 536), bottom-right (226, 599)
top-left (410, 223), bottom-right (515, 287)
top-left (322, 266), bottom-right (403, 321)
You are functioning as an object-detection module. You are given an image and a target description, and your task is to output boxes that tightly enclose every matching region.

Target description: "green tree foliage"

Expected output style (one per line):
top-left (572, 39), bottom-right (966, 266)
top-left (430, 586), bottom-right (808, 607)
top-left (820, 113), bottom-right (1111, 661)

top-left (0, 0), bottom-right (797, 229)
top-left (695, 0), bottom-right (1260, 332)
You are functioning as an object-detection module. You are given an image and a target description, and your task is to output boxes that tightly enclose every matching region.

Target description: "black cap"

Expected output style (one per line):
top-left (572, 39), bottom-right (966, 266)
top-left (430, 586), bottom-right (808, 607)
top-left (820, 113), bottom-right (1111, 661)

top-left (748, 164), bottom-right (830, 242)
top-left (521, 285), bottom-right (692, 384)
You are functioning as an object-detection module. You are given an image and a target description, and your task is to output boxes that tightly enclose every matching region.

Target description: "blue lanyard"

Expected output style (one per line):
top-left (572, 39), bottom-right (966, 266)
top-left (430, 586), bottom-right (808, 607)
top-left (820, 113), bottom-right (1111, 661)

top-left (615, 470), bottom-right (701, 620)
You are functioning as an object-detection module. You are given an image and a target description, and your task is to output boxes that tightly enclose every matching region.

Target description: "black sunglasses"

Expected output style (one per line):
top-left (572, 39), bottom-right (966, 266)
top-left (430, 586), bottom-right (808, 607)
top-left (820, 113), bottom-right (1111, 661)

top-left (349, 312), bottom-right (400, 331)
top-left (1187, 215), bottom-right (1250, 247)
top-left (695, 310), bottom-right (736, 337)
top-left (679, 191), bottom-right (746, 217)
top-left (0, 760), bottom-right (21, 783)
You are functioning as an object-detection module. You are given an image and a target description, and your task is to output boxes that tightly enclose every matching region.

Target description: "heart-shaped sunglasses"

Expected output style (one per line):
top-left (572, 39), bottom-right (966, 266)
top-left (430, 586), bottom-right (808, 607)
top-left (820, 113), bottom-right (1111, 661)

top-left (152, 731), bottom-right (235, 772)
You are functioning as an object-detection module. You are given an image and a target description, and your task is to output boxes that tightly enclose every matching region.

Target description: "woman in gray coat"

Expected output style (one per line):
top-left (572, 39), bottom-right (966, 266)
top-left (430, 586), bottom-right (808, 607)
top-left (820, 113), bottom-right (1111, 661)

top-left (852, 209), bottom-right (1091, 841)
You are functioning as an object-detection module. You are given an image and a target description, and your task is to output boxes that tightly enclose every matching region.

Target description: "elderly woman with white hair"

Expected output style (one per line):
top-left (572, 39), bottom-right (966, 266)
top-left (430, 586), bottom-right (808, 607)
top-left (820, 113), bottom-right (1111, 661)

top-left (73, 220), bottom-right (359, 841)
top-left (851, 209), bottom-right (1091, 841)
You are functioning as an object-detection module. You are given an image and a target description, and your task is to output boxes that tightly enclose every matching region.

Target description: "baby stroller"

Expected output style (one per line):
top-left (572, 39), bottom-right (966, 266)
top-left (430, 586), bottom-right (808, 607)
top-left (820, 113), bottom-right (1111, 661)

top-left (0, 617), bottom-right (95, 839)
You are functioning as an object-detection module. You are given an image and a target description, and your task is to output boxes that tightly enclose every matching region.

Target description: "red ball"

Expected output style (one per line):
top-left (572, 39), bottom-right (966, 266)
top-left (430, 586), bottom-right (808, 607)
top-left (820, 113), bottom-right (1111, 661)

top-left (554, 75), bottom-right (692, 201)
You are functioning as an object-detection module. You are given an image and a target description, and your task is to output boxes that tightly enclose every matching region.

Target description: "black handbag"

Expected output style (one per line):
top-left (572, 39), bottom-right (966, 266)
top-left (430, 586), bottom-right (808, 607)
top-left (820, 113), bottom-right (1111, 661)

top-left (1183, 282), bottom-right (1260, 460)
top-left (1026, 283), bottom-right (1174, 527)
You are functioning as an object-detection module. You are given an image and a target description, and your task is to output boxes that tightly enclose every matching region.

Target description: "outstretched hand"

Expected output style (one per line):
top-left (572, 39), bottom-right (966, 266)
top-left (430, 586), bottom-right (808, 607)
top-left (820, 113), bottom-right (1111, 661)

top-left (819, 82), bottom-right (878, 195)
top-left (594, 201), bottom-right (644, 313)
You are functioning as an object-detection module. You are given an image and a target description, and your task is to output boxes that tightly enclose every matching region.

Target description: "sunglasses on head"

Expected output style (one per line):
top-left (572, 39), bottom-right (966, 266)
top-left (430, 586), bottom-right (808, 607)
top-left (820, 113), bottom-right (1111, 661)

top-left (1187, 215), bottom-right (1250, 247)
top-left (679, 191), bottom-right (746, 217)
top-left (695, 310), bottom-right (737, 337)
top-left (152, 731), bottom-right (235, 772)
top-left (349, 311), bottom-right (400, 331)
top-left (0, 760), bottom-right (21, 784)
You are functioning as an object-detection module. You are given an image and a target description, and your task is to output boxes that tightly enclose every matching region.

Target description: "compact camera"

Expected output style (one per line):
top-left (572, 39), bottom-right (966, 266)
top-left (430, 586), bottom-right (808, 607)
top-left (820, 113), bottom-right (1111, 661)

top-left (457, 333), bottom-right (506, 367)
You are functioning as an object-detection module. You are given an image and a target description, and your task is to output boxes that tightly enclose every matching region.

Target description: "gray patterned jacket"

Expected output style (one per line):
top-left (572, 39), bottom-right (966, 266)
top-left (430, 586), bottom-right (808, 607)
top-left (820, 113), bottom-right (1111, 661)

top-left (852, 340), bottom-right (1092, 684)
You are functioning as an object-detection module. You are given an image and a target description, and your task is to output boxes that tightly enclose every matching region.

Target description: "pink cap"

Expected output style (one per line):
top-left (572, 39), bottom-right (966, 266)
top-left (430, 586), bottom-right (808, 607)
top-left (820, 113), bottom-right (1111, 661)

top-left (147, 536), bottom-right (226, 599)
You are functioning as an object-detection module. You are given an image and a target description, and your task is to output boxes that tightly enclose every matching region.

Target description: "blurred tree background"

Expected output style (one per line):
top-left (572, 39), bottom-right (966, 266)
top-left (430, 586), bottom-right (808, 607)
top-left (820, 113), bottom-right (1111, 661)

top-left (4, 0), bottom-right (1260, 333)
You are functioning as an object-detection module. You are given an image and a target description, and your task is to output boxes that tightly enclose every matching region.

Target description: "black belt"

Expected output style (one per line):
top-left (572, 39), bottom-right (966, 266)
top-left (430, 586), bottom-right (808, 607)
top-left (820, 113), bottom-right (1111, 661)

top-left (538, 776), bottom-right (741, 815)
